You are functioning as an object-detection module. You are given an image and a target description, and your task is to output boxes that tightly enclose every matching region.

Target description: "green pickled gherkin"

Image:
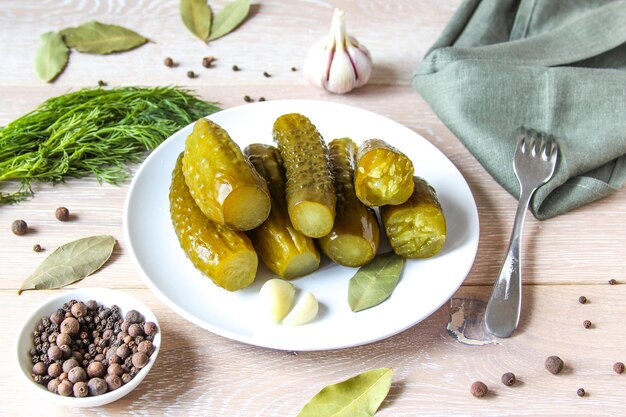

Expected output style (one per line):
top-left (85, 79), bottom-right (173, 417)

top-left (183, 118), bottom-right (270, 231)
top-left (355, 138), bottom-right (414, 206)
top-left (380, 176), bottom-right (446, 258)
top-left (273, 113), bottom-right (336, 238)
top-left (170, 153), bottom-right (258, 291)
top-left (318, 138), bottom-right (380, 267)
top-left (244, 144), bottom-right (320, 279)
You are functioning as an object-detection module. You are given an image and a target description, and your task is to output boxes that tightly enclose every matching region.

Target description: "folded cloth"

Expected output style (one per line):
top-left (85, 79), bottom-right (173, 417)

top-left (413, 0), bottom-right (626, 219)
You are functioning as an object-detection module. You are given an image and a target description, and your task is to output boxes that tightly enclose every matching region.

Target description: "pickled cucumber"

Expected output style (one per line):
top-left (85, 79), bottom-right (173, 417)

top-left (183, 118), bottom-right (270, 231)
top-left (355, 139), bottom-right (414, 206)
top-left (170, 153), bottom-right (258, 291)
top-left (380, 176), bottom-right (446, 258)
top-left (273, 113), bottom-right (336, 238)
top-left (245, 143), bottom-right (320, 279)
top-left (318, 138), bottom-right (380, 267)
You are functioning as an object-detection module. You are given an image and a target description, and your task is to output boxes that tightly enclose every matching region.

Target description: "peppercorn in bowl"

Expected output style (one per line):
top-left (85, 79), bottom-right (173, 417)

top-left (15, 288), bottom-right (161, 407)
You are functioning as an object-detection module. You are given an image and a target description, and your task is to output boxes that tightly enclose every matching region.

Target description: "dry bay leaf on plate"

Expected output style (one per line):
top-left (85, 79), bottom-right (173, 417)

top-left (18, 235), bottom-right (116, 294)
top-left (208, 0), bottom-right (250, 41)
top-left (348, 252), bottom-right (404, 312)
top-left (61, 21), bottom-right (148, 54)
top-left (180, 0), bottom-right (212, 41)
top-left (34, 32), bottom-right (69, 82)
top-left (297, 368), bottom-right (393, 417)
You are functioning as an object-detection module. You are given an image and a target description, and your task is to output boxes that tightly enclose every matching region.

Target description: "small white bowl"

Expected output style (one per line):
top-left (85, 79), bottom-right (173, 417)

top-left (16, 288), bottom-right (161, 407)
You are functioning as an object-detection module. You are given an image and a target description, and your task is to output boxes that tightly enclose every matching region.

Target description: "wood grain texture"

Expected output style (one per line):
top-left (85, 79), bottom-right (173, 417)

top-left (1, 0), bottom-right (625, 415)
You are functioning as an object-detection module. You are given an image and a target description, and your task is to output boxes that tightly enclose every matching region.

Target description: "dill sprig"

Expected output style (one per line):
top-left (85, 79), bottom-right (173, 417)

top-left (0, 86), bottom-right (219, 204)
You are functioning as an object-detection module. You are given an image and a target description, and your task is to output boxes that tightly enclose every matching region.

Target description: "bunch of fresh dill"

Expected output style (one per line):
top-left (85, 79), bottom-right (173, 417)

top-left (0, 86), bottom-right (219, 204)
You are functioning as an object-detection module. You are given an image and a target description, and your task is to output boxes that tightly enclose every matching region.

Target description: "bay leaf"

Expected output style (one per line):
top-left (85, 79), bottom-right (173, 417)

top-left (297, 368), bottom-right (393, 417)
top-left (208, 0), bottom-right (250, 41)
top-left (18, 235), bottom-right (116, 294)
top-left (180, 0), bottom-right (212, 42)
top-left (61, 21), bottom-right (148, 54)
top-left (35, 32), bottom-right (69, 82)
top-left (348, 252), bottom-right (404, 312)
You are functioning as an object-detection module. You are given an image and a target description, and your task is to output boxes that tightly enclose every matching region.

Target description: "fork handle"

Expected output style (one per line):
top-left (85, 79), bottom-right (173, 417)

top-left (484, 187), bottom-right (533, 338)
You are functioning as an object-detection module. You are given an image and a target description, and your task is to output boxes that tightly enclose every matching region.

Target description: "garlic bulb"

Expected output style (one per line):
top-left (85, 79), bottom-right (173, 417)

top-left (304, 9), bottom-right (372, 94)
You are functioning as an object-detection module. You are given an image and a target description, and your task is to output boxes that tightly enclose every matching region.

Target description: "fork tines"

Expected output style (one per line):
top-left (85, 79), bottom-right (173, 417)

top-left (517, 128), bottom-right (558, 161)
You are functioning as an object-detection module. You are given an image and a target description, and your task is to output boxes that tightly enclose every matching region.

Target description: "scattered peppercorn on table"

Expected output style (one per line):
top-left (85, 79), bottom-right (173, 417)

top-left (1, 1), bottom-right (625, 416)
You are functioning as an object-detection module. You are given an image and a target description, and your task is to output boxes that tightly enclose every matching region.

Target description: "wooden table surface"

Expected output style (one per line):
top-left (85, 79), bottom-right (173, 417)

top-left (1, 1), bottom-right (625, 416)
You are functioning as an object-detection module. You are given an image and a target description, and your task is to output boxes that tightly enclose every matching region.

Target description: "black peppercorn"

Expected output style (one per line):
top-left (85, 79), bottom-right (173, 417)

top-left (291, 66), bottom-right (297, 71)
top-left (202, 56), bottom-right (215, 68)
top-left (33, 244), bottom-right (42, 252)
top-left (71, 302), bottom-right (88, 318)
top-left (545, 356), bottom-right (564, 374)
top-left (608, 279), bottom-right (617, 285)
top-left (55, 207), bottom-right (70, 221)
top-left (68, 366), bottom-right (87, 383)
top-left (258, 97), bottom-right (266, 102)
top-left (87, 361), bottom-right (106, 378)
top-left (232, 64), bottom-right (240, 71)
top-left (583, 320), bottom-right (592, 329)
top-left (577, 388), bottom-right (585, 397)
top-left (187, 70), bottom-right (197, 79)
top-left (578, 296), bottom-right (587, 304)
top-left (87, 377), bottom-right (108, 396)
top-left (102, 329), bottom-right (114, 340)
top-left (501, 372), bottom-right (516, 386)
top-left (97, 80), bottom-right (107, 87)
top-left (73, 381), bottom-right (89, 397)
top-left (132, 352), bottom-right (149, 369)
top-left (164, 57), bottom-right (175, 67)
top-left (614, 362), bottom-right (625, 374)
top-left (243, 95), bottom-right (253, 102)
top-left (11, 219), bottom-right (28, 235)
top-left (106, 374), bottom-right (122, 391)
top-left (60, 344), bottom-right (72, 358)
top-left (470, 381), bottom-right (488, 398)
top-left (57, 380), bottom-right (73, 396)
top-left (263, 71), bottom-right (271, 78)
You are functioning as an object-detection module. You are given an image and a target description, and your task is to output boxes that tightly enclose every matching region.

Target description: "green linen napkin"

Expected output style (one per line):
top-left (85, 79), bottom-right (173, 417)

top-left (413, 0), bottom-right (626, 219)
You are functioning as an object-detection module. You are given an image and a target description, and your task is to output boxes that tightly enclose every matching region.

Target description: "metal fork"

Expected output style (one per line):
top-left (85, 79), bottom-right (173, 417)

top-left (485, 129), bottom-right (558, 338)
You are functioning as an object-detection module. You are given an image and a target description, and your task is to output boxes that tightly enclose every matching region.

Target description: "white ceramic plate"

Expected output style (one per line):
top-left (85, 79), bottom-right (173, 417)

top-left (124, 100), bottom-right (479, 351)
top-left (15, 288), bottom-right (161, 407)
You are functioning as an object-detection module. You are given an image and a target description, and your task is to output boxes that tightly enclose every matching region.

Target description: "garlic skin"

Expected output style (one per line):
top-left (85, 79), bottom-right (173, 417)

top-left (304, 9), bottom-right (372, 94)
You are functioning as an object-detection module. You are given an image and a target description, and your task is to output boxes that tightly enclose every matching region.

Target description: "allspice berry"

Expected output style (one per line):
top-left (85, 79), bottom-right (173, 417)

top-left (71, 302), bottom-right (88, 318)
top-left (87, 377), bottom-right (108, 396)
top-left (106, 374), bottom-right (122, 391)
top-left (470, 381), bottom-right (488, 398)
top-left (131, 352), bottom-right (149, 369)
top-left (11, 219), bottom-right (28, 235)
top-left (47, 378), bottom-right (61, 393)
top-left (47, 345), bottom-right (62, 361)
top-left (138, 340), bottom-right (154, 356)
top-left (121, 373), bottom-right (132, 384)
top-left (56, 333), bottom-right (72, 347)
top-left (57, 380), bottom-right (74, 397)
top-left (48, 363), bottom-right (62, 378)
top-left (62, 358), bottom-right (79, 373)
top-left (144, 321), bottom-right (157, 336)
top-left (50, 310), bottom-right (65, 325)
top-left (545, 356), bottom-right (564, 375)
top-left (125, 310), bottom-right (143, 323)
top-left (68, 366), bottom-right (87, 383)
top-left (60, 317), bottom-right (80, 335)
top-left (108, 363), bottom-right (124, 377)
top-left (577, 388), bottom-right (586, 397)
top-left (73, 381), bottom-right (89, 397)
top-left (164, 57), bottom-right (175, 67)
top-left (55, 207), bottom-right (70, 221)
top-left (33, 362), bottom-right (47, 376)
top-left (87, 361), bottom-right (106, 378)
top-left (613, 362), bottom-right (625, 374)
top-left (128, 323), bottom-right (144, 337)
top-left (501, 372), bottom-right (516, 386)
top-left (116, 344), bottom-right (131, 359)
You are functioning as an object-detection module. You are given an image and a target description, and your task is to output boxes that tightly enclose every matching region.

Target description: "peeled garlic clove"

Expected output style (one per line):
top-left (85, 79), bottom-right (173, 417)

top-left (258, 279), bottom-right (296, 323)
top-left (283, 290), bottom-right (319, 326)
top-left (304, 8), bottom-right (372, 94)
